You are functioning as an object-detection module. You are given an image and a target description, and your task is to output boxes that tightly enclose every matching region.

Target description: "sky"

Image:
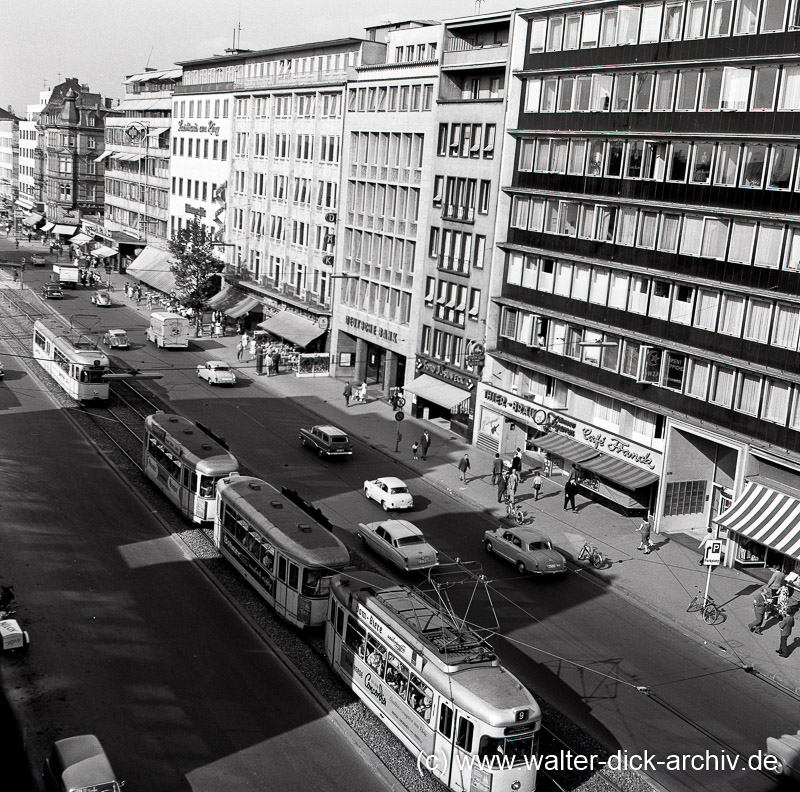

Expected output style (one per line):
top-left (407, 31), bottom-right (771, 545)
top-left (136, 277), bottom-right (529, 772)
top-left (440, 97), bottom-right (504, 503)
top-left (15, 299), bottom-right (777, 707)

top-left (1, 0), bottom-right (517, 116)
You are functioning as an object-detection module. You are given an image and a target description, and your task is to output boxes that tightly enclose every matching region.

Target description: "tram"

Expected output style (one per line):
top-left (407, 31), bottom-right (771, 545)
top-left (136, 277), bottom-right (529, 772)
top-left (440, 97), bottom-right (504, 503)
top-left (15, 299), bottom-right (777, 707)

top-left (32, 320), bottom-right (110, 402)
top-left (215, 475), bottom-right (351, 628)
top-left (326, 573), bottom-right (541, 792)
top-left (143, 413), bottom-right (239, 523)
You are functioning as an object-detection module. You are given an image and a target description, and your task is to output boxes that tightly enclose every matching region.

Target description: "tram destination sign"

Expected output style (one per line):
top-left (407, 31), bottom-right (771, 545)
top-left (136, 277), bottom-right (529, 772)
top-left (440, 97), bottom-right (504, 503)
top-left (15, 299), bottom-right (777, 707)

top-left (357, 604), bottom-right (418, 667)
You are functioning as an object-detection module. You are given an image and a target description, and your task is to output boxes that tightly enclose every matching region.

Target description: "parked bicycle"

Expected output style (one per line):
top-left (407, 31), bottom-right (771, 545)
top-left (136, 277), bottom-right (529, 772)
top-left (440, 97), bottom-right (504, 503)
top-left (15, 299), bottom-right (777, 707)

top-left (687, 589), bottom-right (723, 624)
top-left (505, 500), bottom-right (533, 525)
top-left (578, 542), bottom-right (605, 568)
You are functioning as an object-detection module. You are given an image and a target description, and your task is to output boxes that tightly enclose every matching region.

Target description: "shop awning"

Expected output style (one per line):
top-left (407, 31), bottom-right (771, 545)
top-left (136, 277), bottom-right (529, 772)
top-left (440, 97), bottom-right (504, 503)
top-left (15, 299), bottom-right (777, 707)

top-left (533, 432), bottom-right (600, 464)
top-left (146, 126), bottom-right (170, 138)
top-left (126, 245), bottom-right (175, 294)
top-left (41, 221), bottom-right (55, 232)
top-left (258, 311), bottom-right (325, 348)
top-left (207, 285), bottom-right (244, 312)
top-left (52, 225), bottom-right (77, 237)
top-left (94, 150), bottom-right (115, 162)
top-left (14, 198), bottom-right (33, 209)
top-left (226, 295), bottom-right (261, 318)
top-left (70, 233), bottom-right (93, 246)
top-left (404, 374), bottom-right (470, 410)
top-left (91, 245), bottom-right (117, 258)
top-left (22, 213), bottom-right (44, 227)
top-left (716, 483), bottom-right (800, 559)
top-left (580, 453), bottom-right (659, 490)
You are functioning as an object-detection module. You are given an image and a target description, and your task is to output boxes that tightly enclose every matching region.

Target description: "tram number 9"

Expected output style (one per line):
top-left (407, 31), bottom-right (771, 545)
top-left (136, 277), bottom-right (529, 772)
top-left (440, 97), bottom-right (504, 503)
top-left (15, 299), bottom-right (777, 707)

top-left (515, 710), bottom-right (528, 721)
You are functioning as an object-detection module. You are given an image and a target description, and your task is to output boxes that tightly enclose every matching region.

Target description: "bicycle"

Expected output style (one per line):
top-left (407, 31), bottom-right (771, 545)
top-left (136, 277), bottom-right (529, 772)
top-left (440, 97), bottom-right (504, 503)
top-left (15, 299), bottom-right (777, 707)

top-left (687, 589), bottom-right (722, 624)
top-left (578, 542), bottom-right (605, 568)
top-left (505, 500), bottom-right (532, 525)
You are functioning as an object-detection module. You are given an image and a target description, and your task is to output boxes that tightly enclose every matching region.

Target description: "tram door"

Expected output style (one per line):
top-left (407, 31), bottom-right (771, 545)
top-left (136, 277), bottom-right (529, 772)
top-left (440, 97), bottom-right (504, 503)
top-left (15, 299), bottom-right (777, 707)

top-left (434, 702), bottom-right (456, 789)
top-left (274, 556), bottom-right (299, 621)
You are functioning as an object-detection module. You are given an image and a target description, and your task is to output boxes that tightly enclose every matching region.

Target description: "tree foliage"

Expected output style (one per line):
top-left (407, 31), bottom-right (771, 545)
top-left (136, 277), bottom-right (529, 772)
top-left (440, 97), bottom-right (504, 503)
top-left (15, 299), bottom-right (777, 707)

top-left (168, 220), bottom-right (223, 313)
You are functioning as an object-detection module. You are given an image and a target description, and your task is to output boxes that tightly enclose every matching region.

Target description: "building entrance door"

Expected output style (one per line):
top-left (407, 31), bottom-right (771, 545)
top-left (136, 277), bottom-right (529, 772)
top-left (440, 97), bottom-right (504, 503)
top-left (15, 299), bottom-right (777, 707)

top-left (365, 344), bottom-right (385, 385)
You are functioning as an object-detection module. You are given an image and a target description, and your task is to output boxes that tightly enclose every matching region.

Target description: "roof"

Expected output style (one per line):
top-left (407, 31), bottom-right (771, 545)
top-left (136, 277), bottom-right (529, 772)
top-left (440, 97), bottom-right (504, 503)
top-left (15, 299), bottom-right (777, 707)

top-left (500, 527), bottom-right (551, 542)
top-left (125, 68), bottom-right (183, 83)
top-left (373, 476), bottom-right (407, 487)
top-left (313, 425), bottom-right (347, 436)
top-left (370, 519), bottom-right (421, 538)
top-left (176, 37), bottom-right (368, 67)
top-left (144, 413), bottom-right (239, 474)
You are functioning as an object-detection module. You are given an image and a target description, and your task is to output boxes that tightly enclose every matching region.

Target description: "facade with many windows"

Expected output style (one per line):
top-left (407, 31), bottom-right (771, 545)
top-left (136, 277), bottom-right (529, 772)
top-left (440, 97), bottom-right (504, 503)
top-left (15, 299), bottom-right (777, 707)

top-left (412, 11), bottom-right (518, 438)
top-left (480, 0), bottom-right (800, 573)
top-left (0, 107), bottom-right (19, 216)
top-left (330, 22), bottom-right (441, 390)
top-left (17, 89), bottom-right (50, 220)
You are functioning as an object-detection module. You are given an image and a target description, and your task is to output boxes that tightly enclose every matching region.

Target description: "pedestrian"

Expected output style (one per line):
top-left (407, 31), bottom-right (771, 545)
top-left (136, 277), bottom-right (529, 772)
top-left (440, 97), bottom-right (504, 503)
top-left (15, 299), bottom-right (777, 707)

top-left (457, 454), bottom-right (471, 483)
top-left (564, 479), bottom-right (578, 511)
top-left (749, 587), bottom-right (770, 634)
top-left (567, 463), bottom-right (579, 483)
top-left (236, 341), bottom-right (244, 361)
top-left (491, 453), bottom-right (503, 486)
top-left (777, 609), bottom-right (795, 657)
top-left (411, 442), bottom-right (419, 460)
top-left (506, 469), bottom-right (520, 505)
top-left (214, 321), bottom-right (223, 338)
top-left (271, 350), bottom-right (280, 375)
top-left (510, 449), bottom-right (522, 474)
top-left (27, 232), bottom-right (31, 243)
top-left (146, 292), bottom-right (153, 308)
top-left (636, 513), bottom-right (653, 553)
top-left (241, 331), bottom-right (249, 350)
top-left (420, 430), bottom-right (430, 460)
top-left (249, 337), bottom-right (257, 360)
top-left (135, 287), bottom-right (142, 305)
top-left (532, 471), bottom-right (543, 501)
top-left (14, 238), bottom-right (19, 249)
top-left (497, 472), bottom-right (508, 504)
top-left (767, 565), bottom-right (786, 596)
top-left (343, 382), bottom-right (352, 407)
top-left (697, 528), bottom-right (715, 566)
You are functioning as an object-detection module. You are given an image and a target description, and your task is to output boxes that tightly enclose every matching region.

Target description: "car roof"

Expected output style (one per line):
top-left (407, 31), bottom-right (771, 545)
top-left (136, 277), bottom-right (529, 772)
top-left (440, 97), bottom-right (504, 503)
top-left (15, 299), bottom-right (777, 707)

top-left (502, 527), bottom-right (551, 543)
top-left (108, 329), bottom-right (126, 335)
top-left (53, 735), bottom-right (117, 788)
top-left (369, 519), bottom-right (421, 538)
top-left (314, 425), bottom-right (346, 435)
top-left (374, 476), bottom-right (406, 487)
top-left (205, 360), bottom-right (230, 366)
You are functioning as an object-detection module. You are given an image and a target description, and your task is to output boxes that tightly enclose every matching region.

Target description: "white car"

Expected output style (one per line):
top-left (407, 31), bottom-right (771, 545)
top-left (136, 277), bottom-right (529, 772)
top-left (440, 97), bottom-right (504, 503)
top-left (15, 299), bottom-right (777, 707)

top-left (91, 291), bottom-right (113, 307)
top-left (767, 729), bottom-right (800, 781)
top-left (363, 477), bottom-right (414, 511)
top-left (357, 519), bottom-right (438, 572)
top-left (102, 329), bottom-right (129, 349)
top-left (197, 360), bottom-right (237, 386)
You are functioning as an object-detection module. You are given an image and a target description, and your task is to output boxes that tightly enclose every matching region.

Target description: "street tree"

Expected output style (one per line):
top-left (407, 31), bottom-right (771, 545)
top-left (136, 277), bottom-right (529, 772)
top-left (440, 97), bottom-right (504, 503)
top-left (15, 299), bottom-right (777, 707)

top-left (168, 220), bottom-right (224, 332)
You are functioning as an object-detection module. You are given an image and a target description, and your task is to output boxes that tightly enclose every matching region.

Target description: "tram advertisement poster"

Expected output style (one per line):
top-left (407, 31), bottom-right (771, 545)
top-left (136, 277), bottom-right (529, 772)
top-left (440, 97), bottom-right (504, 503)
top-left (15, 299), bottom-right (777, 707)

top-left (356, 604), bottom-right (418, 668)
top-left (352, 657), bottom-right (432, 751)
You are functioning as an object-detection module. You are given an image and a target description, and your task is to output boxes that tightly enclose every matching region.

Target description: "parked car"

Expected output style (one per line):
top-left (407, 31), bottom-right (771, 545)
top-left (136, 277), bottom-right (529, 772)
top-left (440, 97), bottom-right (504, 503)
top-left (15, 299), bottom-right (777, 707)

top-left (102, 329), bottom-right (129, 349)
top-left (43, 734), bottom-right (122, 792)
top-left (40, 284), bottom-right (62, 300)
top-left (299, 425), bottom-right (353, 457)
top-left (197, 360), bottom-right (237, 386)
top-left (0, 359), bottom-right (4, 378)
top-left (766, 729), bottom-right (800, 782)
top-left (363, 477), bottom-right (414, 511)
top-left (357, 519), bottom-right (439, 572)
top-left (91, 291), bottom-right (113, 307)
top-left (483, 527), bottom-right (566, 575)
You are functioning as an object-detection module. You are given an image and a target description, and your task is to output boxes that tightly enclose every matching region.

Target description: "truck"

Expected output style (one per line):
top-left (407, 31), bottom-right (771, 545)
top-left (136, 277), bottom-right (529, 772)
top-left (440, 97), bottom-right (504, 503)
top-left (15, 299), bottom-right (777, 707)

top-left (146, 311), bottom-right (190, 349)
top-left (52, 264), bottom-right (80, 289)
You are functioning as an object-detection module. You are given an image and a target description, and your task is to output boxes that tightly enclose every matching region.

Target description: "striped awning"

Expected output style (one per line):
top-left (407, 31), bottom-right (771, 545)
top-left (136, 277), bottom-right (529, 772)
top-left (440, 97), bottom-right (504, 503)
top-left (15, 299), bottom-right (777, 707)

top-left (533, 432), bottom-right (599, 464)
top-left (716, 483), bottom-right (800, 560)
top-left (580, 453), bottom-right (659, 490)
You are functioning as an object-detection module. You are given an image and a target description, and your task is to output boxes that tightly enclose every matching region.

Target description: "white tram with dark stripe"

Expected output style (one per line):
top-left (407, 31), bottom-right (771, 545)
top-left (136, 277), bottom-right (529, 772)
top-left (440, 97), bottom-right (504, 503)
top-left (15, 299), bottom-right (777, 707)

top-left (32, 320), bottom-right (110, 402)
top-left (215, 475), bottom-right (351, 628)
top-left (326, 573), bottom-right (541, 792)
top-left (143, 413), bottom-right (239, 523)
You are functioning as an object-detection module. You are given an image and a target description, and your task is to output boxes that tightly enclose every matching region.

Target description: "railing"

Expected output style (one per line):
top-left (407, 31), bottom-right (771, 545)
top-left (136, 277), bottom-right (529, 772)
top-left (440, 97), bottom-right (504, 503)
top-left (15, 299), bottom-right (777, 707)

top-left (444, 37), bottom-right (508, 53)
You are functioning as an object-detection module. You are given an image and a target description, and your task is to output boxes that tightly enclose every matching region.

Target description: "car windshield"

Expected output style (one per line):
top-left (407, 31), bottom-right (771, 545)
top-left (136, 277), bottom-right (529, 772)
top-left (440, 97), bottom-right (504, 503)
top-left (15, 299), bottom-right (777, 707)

top-left (331, 436), bottom-right (348, 443)
top-left (213, 364), bottom-right (231, 371)
top-left (390, 486), bottom-right (408, 494)
top-left (397, 536), bottom-right (425, 547)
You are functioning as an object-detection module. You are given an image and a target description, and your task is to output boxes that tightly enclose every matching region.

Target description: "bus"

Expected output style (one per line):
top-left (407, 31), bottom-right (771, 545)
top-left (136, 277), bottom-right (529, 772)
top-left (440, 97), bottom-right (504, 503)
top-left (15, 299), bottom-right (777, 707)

top-left (143, 413), bottom-right (239, 523)
top-left (215, 475), bottom-right (351, 628)
top-left (32, 320), bottom-right (110, 402)
top-left (325, 573), bottom-right (541, 792)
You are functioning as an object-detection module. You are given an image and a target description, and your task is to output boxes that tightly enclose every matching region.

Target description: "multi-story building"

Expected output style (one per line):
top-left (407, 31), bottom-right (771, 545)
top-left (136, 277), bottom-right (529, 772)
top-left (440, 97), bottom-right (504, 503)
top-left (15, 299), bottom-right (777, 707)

top-left (480, 0), bottom-right (800, 575)
top-left (410, 11), bottom-right (518, 438)
top-left (37, 79), bottom-right (115, 238)
top-left (211, 37), bottom-right (385, 348)
top-left (17, 89), bottom-right (50, 226)
top-left (330, 22), bottom-right (440, 392)
top-left (0, 107), bottom-right (19, 219)
top-left (100, 68), bottom-right (181, 271)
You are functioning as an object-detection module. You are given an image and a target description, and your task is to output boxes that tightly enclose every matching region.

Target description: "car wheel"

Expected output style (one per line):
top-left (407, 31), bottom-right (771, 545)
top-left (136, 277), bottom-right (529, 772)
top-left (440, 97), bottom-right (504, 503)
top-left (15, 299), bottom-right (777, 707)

top-left (364, 487), bottom-right (370, 500)
top-left (485, 541), bottom-right (493, 554)
top-left (318, 449), bottom-right (325, 458)
top-left (517, 561), bottom-right (526, 574)
top-left (382, 500), bottom-right (390, 511)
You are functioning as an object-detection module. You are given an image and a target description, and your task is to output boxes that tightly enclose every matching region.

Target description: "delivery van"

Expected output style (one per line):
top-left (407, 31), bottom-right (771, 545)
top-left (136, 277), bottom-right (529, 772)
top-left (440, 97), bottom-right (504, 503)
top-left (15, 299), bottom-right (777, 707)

top-left (146, 311), bottom-right (190, 349)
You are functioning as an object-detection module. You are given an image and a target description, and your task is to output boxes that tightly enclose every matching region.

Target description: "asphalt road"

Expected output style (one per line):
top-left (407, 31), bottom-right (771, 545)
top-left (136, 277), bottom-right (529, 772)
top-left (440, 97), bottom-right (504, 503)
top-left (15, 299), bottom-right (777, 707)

top-left (3, 260), bottom-right (798, 791)
top-left (0, 288), bottom-right (401, 792)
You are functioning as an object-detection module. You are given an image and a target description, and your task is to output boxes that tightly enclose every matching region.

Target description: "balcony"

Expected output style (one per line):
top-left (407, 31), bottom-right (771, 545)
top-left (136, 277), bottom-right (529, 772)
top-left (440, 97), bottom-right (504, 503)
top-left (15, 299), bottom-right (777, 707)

top-left (442, 40), bottom-right (508, 68)
top-left (442, 205), bottom-right (475, 224)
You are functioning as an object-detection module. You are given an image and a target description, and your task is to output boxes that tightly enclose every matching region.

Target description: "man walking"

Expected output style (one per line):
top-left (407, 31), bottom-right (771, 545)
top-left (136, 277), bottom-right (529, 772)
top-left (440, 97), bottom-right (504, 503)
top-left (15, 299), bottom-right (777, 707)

top-left (420, 430), bottom-right (431, 460)
top-left (457, 454), bottom-right (471, 483)
top-left (491, 454), bottom-right (503, 486)
top-left (767, 565), bottom-right (786, 596)
top-left (510, 449), bottom-right (522, 475)
top-left (636, 513), bottom-right (653, 553)
top-left (343, 382), bottom-right (352, 407)
top-left (497, 472), bottom-right (508, 504)
top-left (506, 469), bottom-right (520, 506)
top-left (564, 478), bottom-right (578, 512)
top-left (749, 587), bottom-right (770, 635)
top-left (777, 609), bottom-right (795, 657)
top-left (532, 471), bottom-right (543, 501)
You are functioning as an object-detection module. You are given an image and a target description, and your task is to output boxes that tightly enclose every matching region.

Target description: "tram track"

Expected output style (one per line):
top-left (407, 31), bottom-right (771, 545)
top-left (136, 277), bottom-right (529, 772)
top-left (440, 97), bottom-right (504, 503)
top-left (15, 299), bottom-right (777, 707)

top-left (0, 289), bottom-right (662, 792)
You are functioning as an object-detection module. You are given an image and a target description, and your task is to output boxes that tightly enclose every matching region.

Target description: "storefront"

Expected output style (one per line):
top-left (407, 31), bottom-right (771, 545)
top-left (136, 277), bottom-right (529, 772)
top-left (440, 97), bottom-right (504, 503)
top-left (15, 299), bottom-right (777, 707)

top-left (259, 310), bottom-right (327, 352)
top-left (405, 358), bottom-right (476, 439)
top-left (477, 384), bottom-right (661, 515)
top-left (207, 285), bottom-right (263, 331)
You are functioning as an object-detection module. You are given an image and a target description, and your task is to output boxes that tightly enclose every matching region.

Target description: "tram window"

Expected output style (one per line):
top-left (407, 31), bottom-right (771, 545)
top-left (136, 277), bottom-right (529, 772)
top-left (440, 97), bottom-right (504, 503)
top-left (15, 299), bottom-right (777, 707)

top-left (479, 736), bottom-right (504, 759)
top-left (408, 674), bottom-right (432, 722)
top-left (456, 717), bottom-right (474, 752)
top-left (438, 703), bottom-right (453, 738)
top-left (277, 556), bottom-right (287, 582)
top-left (385, 653), bottom-right (409, 699)
top-left (243, 530), bottom-right (259, 555)
top-left (223, 505), bottom-right (238, 532)
top-left (506, 734), bottom-right (536, 763)
top-left (79, 371), bottom-right (87, 383)
top-left (335, 604), bottom-right (345, 636)
top-left (198, 475), bottom-right (215, 498)
top-left (263, 543), bottom-right (275, 572)
top-left (302, 569), bottom-right (323, 596)
top-left (345, 621), bottom-right (366, 656)
top-left (87, 368), bottom-right (106, 383)
top-left (365, 635), bottom-right (386, 676)
top-left (287, 562), bottom-right (299, 590)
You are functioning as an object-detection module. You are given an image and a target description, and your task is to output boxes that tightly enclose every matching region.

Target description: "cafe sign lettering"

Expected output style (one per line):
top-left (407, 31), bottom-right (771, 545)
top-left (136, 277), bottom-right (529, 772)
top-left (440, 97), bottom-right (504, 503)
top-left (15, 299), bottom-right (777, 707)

top-left (416, 358), bottom-right (475, 391)
top-left (177, 120), bottom-right (221, 136)
top-left (581, 429), bottom-right (656, 470)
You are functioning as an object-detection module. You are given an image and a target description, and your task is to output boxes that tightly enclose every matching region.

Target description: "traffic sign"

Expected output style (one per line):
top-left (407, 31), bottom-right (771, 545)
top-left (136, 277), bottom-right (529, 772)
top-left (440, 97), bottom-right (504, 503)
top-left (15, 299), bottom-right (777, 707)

top-left (703, 541), bottom-right (723, 566)
top-left (395, 411), bottom-right (405, 422)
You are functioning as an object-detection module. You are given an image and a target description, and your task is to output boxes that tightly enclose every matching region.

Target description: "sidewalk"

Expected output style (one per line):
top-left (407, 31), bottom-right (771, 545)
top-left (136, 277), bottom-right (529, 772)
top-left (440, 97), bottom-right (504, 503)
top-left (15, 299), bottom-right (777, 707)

top-left (118, 284), bottom-right (800, 695)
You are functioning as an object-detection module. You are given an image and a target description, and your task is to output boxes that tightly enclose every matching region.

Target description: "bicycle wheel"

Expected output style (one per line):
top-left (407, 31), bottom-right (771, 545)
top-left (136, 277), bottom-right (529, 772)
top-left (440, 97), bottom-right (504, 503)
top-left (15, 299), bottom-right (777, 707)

top-left (515, 510), bottom-right (526, 525)
top-left (590, 551), bottom-right (604, 569)
top-left (702, 603), bottom-right (721, 624)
